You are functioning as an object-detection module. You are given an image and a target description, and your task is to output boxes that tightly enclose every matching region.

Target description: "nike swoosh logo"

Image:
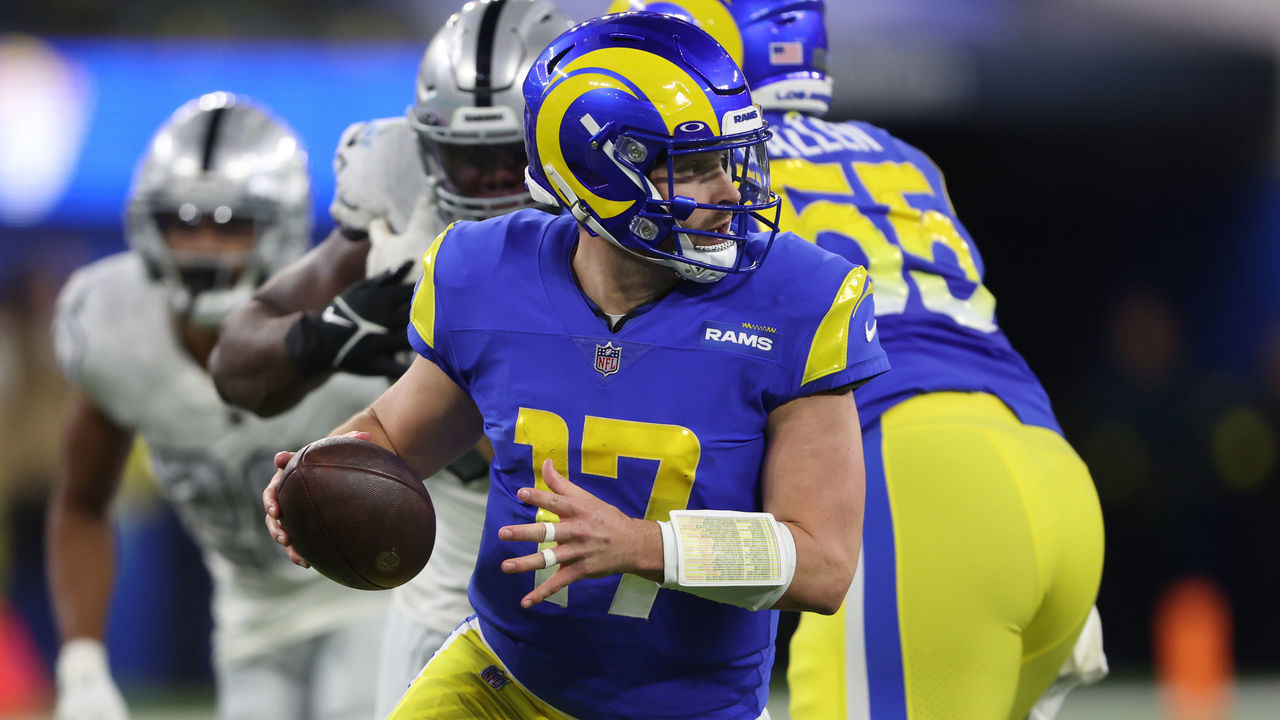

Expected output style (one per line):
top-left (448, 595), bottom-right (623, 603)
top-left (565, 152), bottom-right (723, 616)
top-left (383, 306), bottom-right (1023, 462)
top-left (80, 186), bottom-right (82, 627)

top-left (865, 319), bottom-right (877, 342)
top-left (321, 305), bottom-right (354, 328)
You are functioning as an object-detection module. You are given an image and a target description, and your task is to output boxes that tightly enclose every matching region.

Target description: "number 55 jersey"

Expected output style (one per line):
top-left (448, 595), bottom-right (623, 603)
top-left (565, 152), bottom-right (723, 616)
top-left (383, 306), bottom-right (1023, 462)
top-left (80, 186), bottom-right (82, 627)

top-left (765, 110), bottom-right (1104, 720)
top-left (407, 209), bottom-right (889, 720)
top-left (764, 110), bottom-right (1059, 434)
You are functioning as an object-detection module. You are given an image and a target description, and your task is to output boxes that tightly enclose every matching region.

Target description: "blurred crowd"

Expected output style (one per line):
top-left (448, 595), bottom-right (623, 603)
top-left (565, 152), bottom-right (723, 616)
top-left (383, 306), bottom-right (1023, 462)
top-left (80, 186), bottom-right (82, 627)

top-left (4, 0), bottom-right (437, 40)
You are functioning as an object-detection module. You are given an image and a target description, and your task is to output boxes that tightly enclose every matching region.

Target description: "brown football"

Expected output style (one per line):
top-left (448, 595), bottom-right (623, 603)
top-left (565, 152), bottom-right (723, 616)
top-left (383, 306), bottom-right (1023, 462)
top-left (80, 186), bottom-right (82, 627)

top-left (277, 436), bottom-right (435, 590)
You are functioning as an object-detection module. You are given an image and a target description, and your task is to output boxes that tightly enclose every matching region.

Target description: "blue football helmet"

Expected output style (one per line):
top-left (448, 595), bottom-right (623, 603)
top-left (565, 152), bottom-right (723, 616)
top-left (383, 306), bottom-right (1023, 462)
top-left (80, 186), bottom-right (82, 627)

top-left (523, 11), bottom-right (781, 283)
top-left (608, 0), bottom-right (832, 115)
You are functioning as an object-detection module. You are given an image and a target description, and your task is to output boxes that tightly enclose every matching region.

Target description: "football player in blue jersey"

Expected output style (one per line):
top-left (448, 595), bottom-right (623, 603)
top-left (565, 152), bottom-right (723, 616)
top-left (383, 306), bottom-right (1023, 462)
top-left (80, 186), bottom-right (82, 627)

top-left (614, 2), bottom-right (1108, 719)
top-left (262, 10), bottom-right (888, 720)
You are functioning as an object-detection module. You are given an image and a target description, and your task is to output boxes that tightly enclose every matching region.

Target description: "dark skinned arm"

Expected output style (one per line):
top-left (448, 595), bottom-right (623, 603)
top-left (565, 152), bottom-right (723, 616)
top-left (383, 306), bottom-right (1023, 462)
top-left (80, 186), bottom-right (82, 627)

top-left (46, 390), bottom-right (134, 643)
top-left (208, 228), bottom-right (369, 417)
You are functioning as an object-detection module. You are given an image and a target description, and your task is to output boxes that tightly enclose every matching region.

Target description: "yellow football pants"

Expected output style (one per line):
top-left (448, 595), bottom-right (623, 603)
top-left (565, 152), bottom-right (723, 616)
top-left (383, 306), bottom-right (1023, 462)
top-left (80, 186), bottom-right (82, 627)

top-left (789, 392), bottom-right (1105, 720)
top-left (385, 617), bottom-right (575, 720)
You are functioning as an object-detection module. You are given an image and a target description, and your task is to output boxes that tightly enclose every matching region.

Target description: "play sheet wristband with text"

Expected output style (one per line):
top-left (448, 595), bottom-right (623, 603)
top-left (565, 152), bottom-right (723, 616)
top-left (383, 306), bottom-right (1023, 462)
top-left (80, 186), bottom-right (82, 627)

top-left (668, 509), bottom-right (786, 586)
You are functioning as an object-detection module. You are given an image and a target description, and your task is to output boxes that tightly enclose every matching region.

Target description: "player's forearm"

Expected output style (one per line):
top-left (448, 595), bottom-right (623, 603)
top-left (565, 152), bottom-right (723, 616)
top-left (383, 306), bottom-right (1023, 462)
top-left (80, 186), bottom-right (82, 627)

top-left (758, 391), bottom-right (864, 614)
top-left (331, 406), bottom-right (399, 453)
top-left (336, 357), bottom-right (486, 480)
top-left (771, 519), bottom-right (859, 614)
top-left (328, 403), bottom-right (467, 483)
top-left (211, 229), bottom-right (370, 415)
top-left (209, 300), bottom-right (328, 417)
top-left (46, 502), bottom-right (115, 642)
top-left (48, 394), bottom-right (132, 641)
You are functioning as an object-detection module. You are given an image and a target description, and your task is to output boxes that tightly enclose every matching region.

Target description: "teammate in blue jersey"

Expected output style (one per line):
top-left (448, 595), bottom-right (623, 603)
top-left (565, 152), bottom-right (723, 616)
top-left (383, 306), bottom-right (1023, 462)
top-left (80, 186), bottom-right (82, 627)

top-left (262, 11), bottom-right (888, 719)
top-left (615, 2), bottom-right (1107, 719)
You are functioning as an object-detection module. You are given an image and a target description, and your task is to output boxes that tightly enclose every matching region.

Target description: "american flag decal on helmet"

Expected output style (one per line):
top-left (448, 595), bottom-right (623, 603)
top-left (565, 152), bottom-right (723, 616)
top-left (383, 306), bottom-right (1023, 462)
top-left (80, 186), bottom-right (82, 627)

top-left (770, 41), bottom-right (804, 66)
top-left (594, 341), bottom-right (622, 377)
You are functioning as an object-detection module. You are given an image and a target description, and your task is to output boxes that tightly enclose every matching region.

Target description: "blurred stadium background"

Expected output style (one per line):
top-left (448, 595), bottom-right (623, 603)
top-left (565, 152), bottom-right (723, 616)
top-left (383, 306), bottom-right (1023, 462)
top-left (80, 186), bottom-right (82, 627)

top-left (2, 0), bottom-right (1278, 717)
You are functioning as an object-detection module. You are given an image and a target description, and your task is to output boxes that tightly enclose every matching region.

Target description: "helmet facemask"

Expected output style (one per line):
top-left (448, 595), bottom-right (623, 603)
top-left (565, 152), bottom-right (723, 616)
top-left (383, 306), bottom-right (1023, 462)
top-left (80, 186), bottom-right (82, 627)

top-left (139, 196), bottom-right (274, 327)
top-left (411, 125), bottom-right (536, 221)
top-left (621, 127), bottom-right (781, 283)
top-left (538, 116), bottom-right (782, 284)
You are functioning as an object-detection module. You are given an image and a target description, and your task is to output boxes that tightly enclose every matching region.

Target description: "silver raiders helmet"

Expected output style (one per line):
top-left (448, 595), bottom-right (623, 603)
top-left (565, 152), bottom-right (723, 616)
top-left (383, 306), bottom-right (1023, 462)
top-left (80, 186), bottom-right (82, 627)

top-left (409, 0), bottom-right (574, 221)
top-left (125, 91), bottom-right (311, 326)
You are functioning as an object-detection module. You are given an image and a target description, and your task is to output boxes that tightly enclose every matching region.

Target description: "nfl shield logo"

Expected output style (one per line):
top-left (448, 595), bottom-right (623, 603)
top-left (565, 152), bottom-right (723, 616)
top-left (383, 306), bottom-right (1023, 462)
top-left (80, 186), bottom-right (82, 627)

top-left (594, 341), bottom-right (622, 377)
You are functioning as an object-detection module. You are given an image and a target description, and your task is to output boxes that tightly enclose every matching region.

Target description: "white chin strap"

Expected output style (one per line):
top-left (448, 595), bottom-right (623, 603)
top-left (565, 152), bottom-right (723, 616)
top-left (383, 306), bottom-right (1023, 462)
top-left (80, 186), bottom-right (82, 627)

top-left (672, 231), bottom-right (736, 284)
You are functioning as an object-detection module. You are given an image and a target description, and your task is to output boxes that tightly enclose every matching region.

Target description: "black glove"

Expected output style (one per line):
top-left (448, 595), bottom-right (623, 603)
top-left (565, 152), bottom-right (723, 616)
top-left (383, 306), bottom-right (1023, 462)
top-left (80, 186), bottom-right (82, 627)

top-left (285, 261), bottom-right (415, 378)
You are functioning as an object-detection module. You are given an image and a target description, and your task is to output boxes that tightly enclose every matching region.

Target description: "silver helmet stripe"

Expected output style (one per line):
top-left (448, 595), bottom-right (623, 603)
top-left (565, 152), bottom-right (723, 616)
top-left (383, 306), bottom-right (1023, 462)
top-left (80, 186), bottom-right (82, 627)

top-left (473, 0), bottom-right (508, 107)
top-left (200, 106), bottom-right (227, 171)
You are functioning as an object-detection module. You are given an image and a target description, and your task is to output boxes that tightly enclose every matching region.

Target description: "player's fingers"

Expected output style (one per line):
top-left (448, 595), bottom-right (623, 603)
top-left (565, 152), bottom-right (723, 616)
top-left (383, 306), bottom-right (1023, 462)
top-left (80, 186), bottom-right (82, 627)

top-left (501, 544), bottom-right (586, 575)
top-left (521, 568), bottom-right (579, 608)
top-left (540, 458), bottom-right (583, 497)
top-left (265, 511), bottom-right (289, 546)
top-left (265, 509), bottom-right (306, 567)
top-left (273, 450), bottom-right (294, 469)
top-left (386, 259), bottom-right (414, 284)
top-left (498, 521), bottom-right (569, 544)
top-left (286, 545), bottom-right (310, 569)
top-left (500, 551), bottom-right (550, 575)
top-left (263, 471), bottom-right (284, 518)
top-left (515, 486), bottom-right (574, 516)
top-left (340, 430), bottom-right (373, 441)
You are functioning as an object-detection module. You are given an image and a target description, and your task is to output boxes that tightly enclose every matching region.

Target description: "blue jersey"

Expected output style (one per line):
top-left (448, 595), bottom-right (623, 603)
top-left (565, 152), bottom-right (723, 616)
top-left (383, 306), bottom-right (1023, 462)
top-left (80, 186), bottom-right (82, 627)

top-left (407, 209), bottom-right (888, 720)
top-left (764, 110), bottom-right (1061, 434)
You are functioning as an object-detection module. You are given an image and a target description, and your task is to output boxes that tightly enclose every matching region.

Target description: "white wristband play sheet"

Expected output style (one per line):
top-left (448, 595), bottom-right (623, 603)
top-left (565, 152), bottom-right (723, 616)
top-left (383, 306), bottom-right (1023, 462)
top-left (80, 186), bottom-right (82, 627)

top-left (658, 509), bottom-right (796, 610)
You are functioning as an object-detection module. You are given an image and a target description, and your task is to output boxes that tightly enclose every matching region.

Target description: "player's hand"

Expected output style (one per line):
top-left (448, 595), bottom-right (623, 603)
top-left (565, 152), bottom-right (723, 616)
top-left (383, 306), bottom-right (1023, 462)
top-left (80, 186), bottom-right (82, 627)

top-left (283, 260), bottom-right (415, 379)
top-left (54, 639), bottom-right (130, 720)
top-left (263, 430), bottom-right (372, 568)
top-left (499, 459), bottom-right (663, 608)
